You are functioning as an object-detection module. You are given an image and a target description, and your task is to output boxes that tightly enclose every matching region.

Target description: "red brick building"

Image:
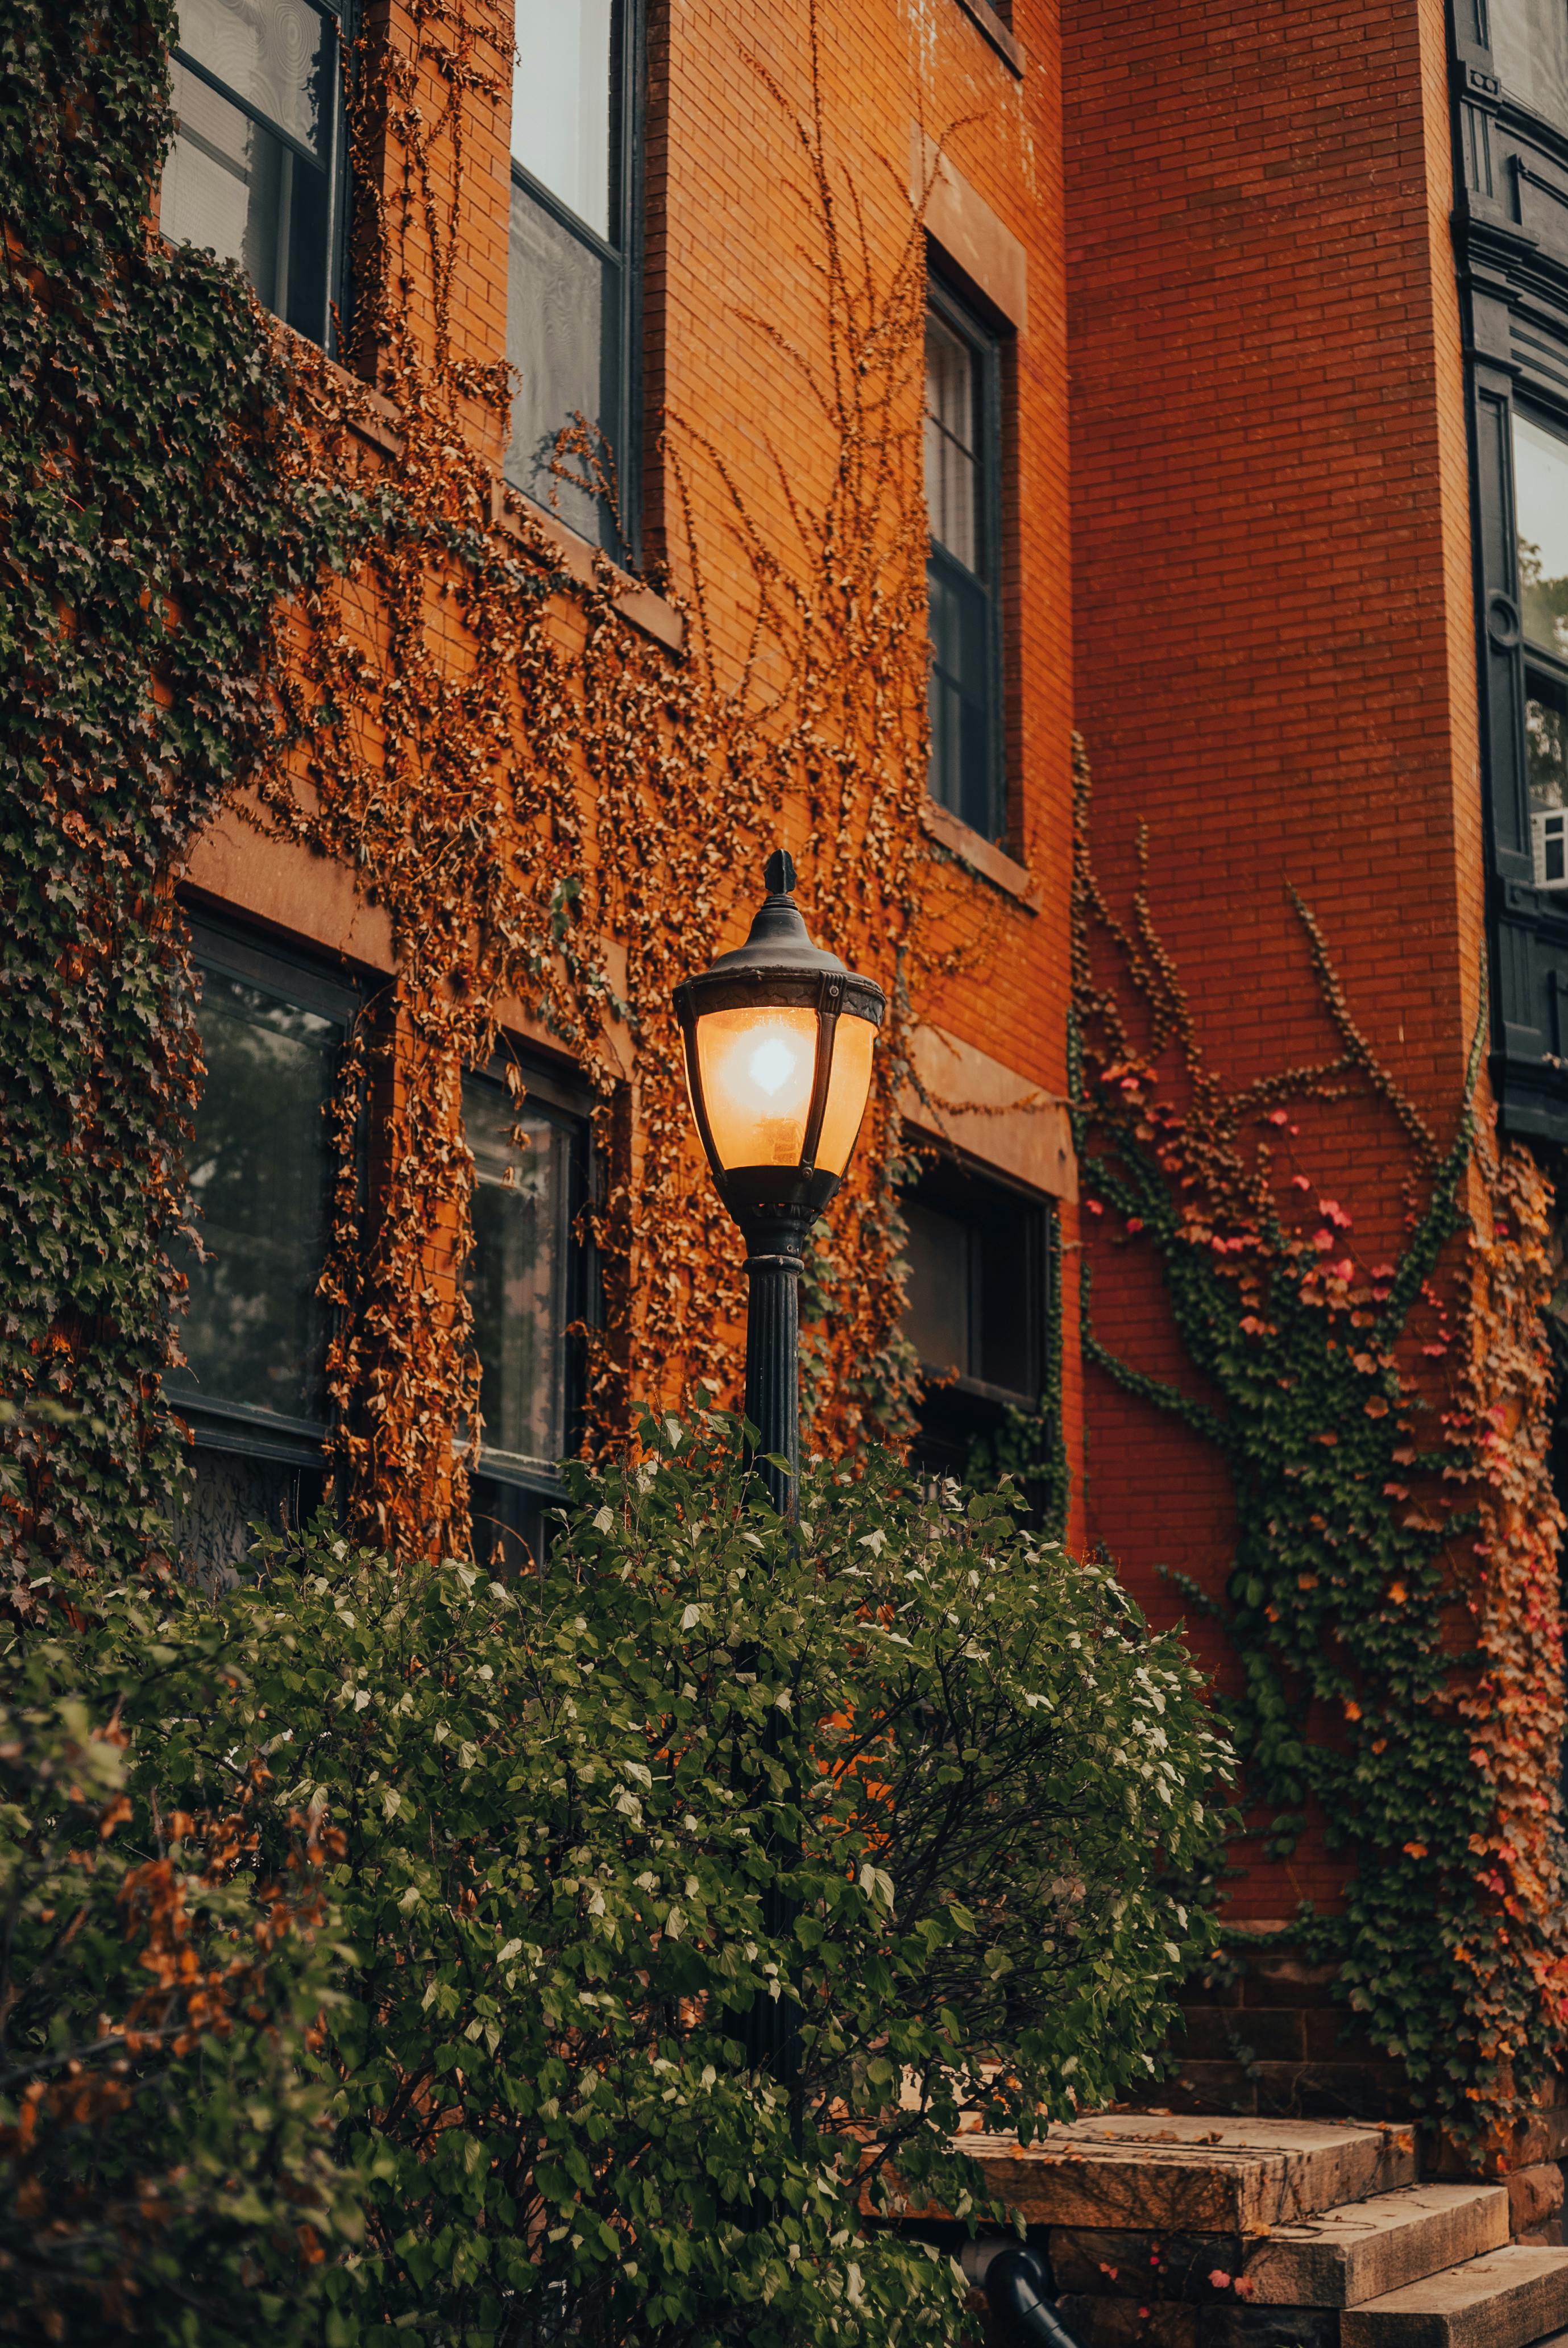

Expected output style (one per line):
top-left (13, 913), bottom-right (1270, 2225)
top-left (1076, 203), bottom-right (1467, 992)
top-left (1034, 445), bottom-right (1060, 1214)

top-left (1062, 0), bottom-right (1568, 2132)
top-left (148, 0), bottom-right (1567, 2136)
top-left (156, 0), bottom-right (1082, 1574)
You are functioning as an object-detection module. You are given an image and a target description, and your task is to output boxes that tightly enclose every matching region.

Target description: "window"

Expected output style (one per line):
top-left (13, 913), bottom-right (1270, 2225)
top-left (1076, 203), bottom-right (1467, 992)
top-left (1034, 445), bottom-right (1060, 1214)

top-left (463, 1061), bottom-right (592, 1572)
top-left (159, 0), bottom-right (348, 349)
top-left (507, 0), bottom-right (638, 553)
top-left (168, 922), bottom-right (355, 1577)
top-left (900, 1154), bottom-right (1051, 1481)
top-left (925, 274), bottom-right (1005, 843)
top-left (1489, 0), bottom-right (1568, 132)
top-left (1512, 409), bottom-right (1568, 883)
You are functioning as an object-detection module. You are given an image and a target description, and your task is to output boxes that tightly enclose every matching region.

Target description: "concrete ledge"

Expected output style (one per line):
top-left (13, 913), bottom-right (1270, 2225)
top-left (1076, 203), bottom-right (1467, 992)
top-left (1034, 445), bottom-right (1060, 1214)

top-left (911, 127), bottom-right (1028, 330)
top-left (901, 1022), bottom-right (1076, 1202)
top-left (941, 2115), bottom-right (1418, 2234)
top-left (1341, 2246), bottom-right (1568, 2348)
top-left (1243, 2184), bottom-right (1510, 2309)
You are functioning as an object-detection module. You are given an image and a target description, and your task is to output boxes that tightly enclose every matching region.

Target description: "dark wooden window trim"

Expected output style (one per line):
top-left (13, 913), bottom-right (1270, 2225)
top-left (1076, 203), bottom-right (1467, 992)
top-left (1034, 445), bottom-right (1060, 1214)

top-left (505, 0), bottom-right (645, 563)
top-left (926, 262), bottom-right (1009, 848)
top-left (168, 0), bottom-right (354, 357)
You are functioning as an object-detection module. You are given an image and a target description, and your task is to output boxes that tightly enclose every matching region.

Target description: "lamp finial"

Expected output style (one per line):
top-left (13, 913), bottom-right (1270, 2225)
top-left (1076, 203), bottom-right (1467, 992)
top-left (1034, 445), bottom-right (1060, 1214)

top-left (764, 847), bottom-right (797, 899)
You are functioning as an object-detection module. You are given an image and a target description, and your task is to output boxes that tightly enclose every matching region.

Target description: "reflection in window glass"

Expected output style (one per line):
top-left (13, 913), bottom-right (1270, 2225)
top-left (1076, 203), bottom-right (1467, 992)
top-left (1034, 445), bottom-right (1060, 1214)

top-left (160, 0), bottom-right (338, 344)
top-left (1490, 0), bottom-right (1568, 131)
top-left (505, 187), bottom-right (619, 544)
top-left (1515, 411), bottom-right (1568, 659)
top-left (505, 0), bottom-right (627, 551)
top-left (924, 284), bottom-right (1003, 842)
top-left (901, 1185), bottom-right (1036, 1396)
top-left (173, 968), bottom-right (337, 1423)
top-left (464, 1079), bottom-right (571, 1472)
top-left (1528, 670), bottom-right (1568, 815)
top-left (925, 311), bottom-right (981, 573)
top-left (171, 1452), bottom-right (327, 1590)
top-left (903, 1199), bottom-right (969, 1375)
top-left (511, 0), bottom-right (613, 240)
top-left (178, 0), bottom-right (330, 151)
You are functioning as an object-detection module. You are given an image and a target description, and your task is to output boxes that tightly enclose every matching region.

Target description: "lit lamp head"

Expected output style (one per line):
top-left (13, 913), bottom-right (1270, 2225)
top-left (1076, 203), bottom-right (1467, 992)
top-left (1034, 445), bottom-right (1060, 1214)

top-left (673, 849), bottom-right (886, 1249)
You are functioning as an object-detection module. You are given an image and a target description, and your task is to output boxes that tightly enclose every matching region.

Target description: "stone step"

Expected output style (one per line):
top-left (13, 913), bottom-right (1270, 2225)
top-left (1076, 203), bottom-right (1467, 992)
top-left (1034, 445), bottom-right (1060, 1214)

top-left (955, 2114), bottom-right (1417, 2232)
top-left (1243, 2183), bottom-right (1512, 2308)
top-left (1046, 2183), bottom-right (1510, 2312)
top-left (1340, 2246), bottom-right (1568, 2348)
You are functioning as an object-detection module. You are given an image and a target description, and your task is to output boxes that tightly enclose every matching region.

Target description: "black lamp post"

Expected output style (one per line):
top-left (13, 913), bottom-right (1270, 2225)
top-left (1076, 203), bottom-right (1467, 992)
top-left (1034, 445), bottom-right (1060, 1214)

top-left (674, 849), bottom-right (886, 1517)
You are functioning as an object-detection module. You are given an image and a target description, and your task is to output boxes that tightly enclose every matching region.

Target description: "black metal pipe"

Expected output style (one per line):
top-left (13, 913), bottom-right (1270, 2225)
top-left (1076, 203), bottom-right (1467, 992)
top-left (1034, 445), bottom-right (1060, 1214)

top-left (982, 2246), bottom-right (1082, 2348)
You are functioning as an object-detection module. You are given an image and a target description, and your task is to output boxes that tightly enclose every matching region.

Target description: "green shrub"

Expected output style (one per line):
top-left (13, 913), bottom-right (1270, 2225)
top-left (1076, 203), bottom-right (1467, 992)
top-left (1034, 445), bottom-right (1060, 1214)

top-left (0, 1584), bottom-right (362, 2341)
top-left (1, 1421), bottom-right (1227, 2344)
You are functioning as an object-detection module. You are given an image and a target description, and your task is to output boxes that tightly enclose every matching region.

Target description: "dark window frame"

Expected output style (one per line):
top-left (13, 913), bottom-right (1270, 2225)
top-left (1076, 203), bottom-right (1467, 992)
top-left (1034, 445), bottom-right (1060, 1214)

top-left (165, 0), bottom-right (355, 356)
top-left (924, 262), bottom-right (1008, 847)
top-left (900, 1147), bottom-right (1055, 1494)
top-left (462, 1042), bottom-right (598, 1532)
top-left (505, 0), bottom-right (644, 561)
top-left (169, 912), bottom-right (362, 1476)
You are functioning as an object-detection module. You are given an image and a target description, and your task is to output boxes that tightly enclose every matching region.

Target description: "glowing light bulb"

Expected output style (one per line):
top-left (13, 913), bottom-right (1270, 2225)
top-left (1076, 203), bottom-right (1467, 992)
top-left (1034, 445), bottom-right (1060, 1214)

top-left (748, 1037), bottom-right (797, 1096)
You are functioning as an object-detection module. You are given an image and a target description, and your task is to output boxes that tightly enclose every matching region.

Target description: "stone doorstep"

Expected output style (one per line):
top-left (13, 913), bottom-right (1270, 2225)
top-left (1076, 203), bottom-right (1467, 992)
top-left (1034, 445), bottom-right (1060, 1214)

top-left (1243, 2185), bottom-right (1512, 2308)
top-left (948, 2115), bottom-right (1418, 2234)
top-left (1047, 2185), bottom-right (1510, 2311)
top-left (1339, 2245), bottom-right (1568, 2348)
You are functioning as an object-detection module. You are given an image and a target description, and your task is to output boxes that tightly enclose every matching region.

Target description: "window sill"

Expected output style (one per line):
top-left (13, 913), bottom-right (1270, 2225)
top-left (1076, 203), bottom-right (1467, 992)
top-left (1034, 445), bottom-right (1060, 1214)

top-left (919, 1366), bottom-right (1037, 1410)
top-left (921, 798), bottom-right (1039, 909)
top-left (492, 481), bottom-right (684, 653)
top-left (322, 354), bottom-right (684, 655)
top-left (951, 0), bottom-right (1024, 76)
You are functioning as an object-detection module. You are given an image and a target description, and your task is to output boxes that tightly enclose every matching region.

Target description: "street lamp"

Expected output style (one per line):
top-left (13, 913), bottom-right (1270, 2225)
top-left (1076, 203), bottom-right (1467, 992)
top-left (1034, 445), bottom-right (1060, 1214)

top-left (674, 848), bottom-right (885, 1517)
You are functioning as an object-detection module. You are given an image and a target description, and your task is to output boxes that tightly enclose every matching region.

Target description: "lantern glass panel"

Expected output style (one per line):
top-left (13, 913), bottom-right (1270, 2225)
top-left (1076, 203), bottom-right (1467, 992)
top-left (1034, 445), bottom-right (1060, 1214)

top-left (813, 1013), bottom-right (876, 1177)
top-left (692, 1005), bottom-right (820, 1170)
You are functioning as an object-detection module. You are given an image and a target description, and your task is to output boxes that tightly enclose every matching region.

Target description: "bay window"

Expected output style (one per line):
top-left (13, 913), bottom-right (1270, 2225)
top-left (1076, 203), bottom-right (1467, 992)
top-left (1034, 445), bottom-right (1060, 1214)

top-left (1512, 408), bottom-right (1568, 889)
top-left (1487, 0), bottom-right (1568, 131)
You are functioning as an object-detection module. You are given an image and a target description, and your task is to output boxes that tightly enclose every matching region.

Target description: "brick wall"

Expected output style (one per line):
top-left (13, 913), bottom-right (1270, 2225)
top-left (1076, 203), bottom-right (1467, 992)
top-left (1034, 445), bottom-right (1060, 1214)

top-left (1062, 0), bottom-right (1486, 1914)
top-left (180, 0), bottom-right (1086, 1520)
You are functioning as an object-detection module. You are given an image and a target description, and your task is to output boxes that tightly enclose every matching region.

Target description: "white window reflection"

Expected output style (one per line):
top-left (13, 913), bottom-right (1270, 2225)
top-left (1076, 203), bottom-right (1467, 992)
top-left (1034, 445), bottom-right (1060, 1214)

top-left (174, 968), bottom-right (337, 1424)
top-left (159, 0), bottom-right (339, 343)
top-left (511, 0), bottom-right (613, 241)
top-left (464, 1077), bottom-right (573, 1474)
top-left (1490, 0), bottom-right (1568, 132)
top-left (1514, 411), bottom-right (1568, 660)
top-left (925, 310), bottom-right (981, 574)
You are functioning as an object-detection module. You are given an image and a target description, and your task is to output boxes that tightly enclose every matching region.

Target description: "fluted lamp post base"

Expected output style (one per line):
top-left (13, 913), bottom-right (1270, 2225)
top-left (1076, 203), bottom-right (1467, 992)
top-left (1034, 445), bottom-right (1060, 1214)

top-left (739, 1206), bottom-right (812, 1519)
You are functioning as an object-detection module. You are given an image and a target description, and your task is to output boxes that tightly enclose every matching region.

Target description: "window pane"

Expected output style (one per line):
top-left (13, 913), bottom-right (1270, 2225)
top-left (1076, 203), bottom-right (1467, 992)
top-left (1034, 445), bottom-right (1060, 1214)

top-left (511, 0), bottom-right (615, 241)
top-left (162, 50), bottom-right (333, 338)
top-left (925, 310), bottom-right (980, 572)
top-left (1514, 411), bottom-right (1568, 659)
top-left (464, 1079), bottom-right (572, 1471)
top-left (928, 550), bottom-right (994, 836)
top-left (174, 968), bottom-right (338, 1423)
top-left (902, 1200), bottom-right (970, 1376)
top-left (171, 1451), bottom-right (326, 1589)
top-left (505, 182), bottom-right (621, 546)
top-left (1529, 668), bottom-right (1568, 818)
top-left (177, 0), bottom-right (332, 156)
top-left (976, 1207), bottom-right (1034, 1395)
top-left (1490, 0), bottom-right (1568, 131)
